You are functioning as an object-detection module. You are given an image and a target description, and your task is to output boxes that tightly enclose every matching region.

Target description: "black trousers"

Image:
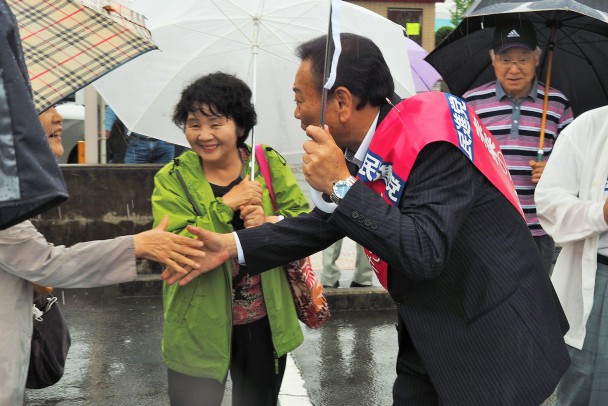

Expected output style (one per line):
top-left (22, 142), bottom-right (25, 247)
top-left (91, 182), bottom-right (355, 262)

top-left (533, 234), bottom-right (555, 276)
top-left (393, 309), bottom-right (442, 406)
top-left (168, 316), bottom-right (287, 406)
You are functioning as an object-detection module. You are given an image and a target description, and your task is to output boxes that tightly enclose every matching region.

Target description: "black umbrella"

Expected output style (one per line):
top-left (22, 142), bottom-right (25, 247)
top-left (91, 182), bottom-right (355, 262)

top-left (426, 0), bottom-right (608, 119)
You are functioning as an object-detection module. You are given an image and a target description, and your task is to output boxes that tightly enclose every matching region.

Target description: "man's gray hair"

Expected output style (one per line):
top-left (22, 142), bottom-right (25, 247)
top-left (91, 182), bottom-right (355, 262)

top-left (489, 47), bottom-right (543, 61)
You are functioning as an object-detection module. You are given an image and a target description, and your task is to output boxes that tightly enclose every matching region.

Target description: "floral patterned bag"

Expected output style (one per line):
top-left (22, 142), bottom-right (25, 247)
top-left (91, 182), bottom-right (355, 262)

top-left (255, 145), bottom-right (330, 328)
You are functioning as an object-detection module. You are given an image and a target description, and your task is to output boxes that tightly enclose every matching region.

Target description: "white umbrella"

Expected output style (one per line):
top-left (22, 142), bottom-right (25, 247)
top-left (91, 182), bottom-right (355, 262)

top-left (94, 0), bottom-right (415, 158)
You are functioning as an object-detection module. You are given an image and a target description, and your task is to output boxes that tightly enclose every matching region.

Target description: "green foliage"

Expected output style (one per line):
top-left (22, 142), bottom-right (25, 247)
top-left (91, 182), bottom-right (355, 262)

top-left (436, 26), bottom-right (454, 46)
top-left (450, 0), bottom-right (476, 27)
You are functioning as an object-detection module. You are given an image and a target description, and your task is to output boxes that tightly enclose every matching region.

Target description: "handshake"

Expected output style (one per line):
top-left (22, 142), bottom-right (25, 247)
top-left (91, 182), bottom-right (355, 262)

top-left (160, 225), bottom-right (235, 287)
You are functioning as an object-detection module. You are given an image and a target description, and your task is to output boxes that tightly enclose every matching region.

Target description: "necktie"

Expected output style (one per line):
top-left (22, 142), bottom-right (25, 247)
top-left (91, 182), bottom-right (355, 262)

top-left (346, 160), bottom-right (359, 176)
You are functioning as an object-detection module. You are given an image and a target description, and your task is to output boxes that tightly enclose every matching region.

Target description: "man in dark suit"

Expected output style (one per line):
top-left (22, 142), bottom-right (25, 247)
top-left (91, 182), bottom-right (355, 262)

top-left (162, 33), bottom-right (570, 405)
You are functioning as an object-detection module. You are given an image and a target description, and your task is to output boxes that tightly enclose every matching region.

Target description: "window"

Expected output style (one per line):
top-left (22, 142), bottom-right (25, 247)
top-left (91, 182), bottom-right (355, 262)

top-left (387, 8), bottom-right (423, 45)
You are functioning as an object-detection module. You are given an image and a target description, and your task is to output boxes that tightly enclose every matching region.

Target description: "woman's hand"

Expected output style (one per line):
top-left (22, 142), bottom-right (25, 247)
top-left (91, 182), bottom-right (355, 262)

top-left (222, 178), bottom-right (263, 210)
top-left (133, 215), bottom-right (204, 274)
top-left (240, 204), bottom-right (281, 227)
top-left (240, 204), bottom-right (267, 228)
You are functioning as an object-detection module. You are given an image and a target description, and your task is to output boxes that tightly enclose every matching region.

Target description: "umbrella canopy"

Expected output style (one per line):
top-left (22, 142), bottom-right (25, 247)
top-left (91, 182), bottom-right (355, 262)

top-left (426, 0), bottom-right (608, 117)
top-left (8, 0), bottom-right (157, 113)
top-left (94, 0), bottom-right (416, 155)
top-left (404, 37), bottom-right (441, 92)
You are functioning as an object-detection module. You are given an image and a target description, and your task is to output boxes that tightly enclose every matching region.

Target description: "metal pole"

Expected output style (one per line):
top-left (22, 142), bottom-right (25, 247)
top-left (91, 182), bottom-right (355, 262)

top-left (99, 97), bottom-right (107, 164)
top-left (250, 18), bottom-right (260, 180)
top-left (83, 85), bottom-right (99, 164)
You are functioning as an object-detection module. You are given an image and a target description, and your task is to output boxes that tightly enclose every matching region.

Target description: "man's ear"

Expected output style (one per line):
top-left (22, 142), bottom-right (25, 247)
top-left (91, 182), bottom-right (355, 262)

top-left (333, 86), bottom-right (353, 123)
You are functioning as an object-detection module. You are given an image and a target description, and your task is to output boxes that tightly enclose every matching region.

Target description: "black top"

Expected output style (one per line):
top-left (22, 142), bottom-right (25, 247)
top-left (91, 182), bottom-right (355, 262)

top-left (209, 176), bottom-right (247, 281)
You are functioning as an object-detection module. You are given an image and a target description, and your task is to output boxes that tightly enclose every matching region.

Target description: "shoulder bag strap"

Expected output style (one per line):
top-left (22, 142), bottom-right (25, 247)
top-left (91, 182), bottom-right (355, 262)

top-left (255, 144), bottom-right (277, 212)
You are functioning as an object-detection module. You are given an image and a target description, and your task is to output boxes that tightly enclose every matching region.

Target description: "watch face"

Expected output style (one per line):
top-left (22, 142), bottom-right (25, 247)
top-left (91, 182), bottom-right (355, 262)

top-left (335, 182), bottom-right (349, 198)
top-left (331, 177), bottom-right (355, 204)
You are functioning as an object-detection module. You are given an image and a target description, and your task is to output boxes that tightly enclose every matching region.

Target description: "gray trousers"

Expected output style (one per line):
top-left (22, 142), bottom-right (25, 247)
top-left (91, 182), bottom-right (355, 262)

top-left (321, 239), bottom-right (373, 286)
top-left (555, 263), bottom-right (608, 405)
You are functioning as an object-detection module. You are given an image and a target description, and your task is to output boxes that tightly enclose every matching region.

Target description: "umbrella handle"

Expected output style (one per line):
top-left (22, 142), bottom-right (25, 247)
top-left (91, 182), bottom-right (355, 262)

top-left (537, 149), bottom-right (544, 162)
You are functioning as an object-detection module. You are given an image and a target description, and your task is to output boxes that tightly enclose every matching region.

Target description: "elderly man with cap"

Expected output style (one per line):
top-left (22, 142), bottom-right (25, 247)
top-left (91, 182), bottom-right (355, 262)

top-left (464, 18), bottom-right (574, 275)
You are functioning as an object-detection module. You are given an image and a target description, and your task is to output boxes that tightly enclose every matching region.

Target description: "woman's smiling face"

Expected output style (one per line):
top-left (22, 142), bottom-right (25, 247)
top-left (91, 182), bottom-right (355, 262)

top-left (184, 104), bottom-right (242, 163)
top-left (39, 107), bottom-right (64, 157)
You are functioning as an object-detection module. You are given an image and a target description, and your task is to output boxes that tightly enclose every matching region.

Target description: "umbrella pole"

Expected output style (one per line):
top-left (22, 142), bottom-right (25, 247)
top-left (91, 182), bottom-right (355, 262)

top-left (250, 20), bottom-right (260, 180)
top-left (320, 3), bottom-right (334, 128)
top-left (250, 128), bottom-right (256, 181)
top-left (309, 1), bottom-right (340, 213)
top-left (537, 45), bottom-right (554, 161)
top-left (537, 27), bottom-right (557, 162)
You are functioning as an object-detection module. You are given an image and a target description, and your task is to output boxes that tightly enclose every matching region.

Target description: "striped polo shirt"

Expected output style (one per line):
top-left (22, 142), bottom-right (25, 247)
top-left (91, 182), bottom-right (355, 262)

top-left (463, 80), bottom-right (574, 236)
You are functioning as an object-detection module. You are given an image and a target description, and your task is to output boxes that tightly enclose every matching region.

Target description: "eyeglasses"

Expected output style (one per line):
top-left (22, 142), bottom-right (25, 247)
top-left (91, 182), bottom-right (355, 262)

top-left (496, 56), bottom-right (535, 69)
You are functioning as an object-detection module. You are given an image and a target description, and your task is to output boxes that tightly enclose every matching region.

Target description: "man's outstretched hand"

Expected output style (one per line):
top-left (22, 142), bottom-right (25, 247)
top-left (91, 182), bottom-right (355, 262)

top-left (161, 226), bottom-right (235, 286)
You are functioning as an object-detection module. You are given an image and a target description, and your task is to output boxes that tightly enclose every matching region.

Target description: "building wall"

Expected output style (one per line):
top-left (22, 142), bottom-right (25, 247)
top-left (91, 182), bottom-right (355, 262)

top-left (31, 165), bottom-right (162, 273)
top-left (348, 1), bottom-right (437, 51)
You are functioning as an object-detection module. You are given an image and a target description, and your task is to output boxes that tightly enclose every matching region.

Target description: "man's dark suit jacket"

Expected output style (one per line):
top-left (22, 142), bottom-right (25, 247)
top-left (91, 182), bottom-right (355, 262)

top-left (237, 99), bottom-right (570, 405)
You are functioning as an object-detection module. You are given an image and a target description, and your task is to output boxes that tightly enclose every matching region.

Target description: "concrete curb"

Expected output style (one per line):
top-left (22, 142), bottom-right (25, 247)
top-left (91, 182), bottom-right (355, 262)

top-left (321, 286), bottom-right (396, 311)
top-left (94, 274), bottom-right (396, 311)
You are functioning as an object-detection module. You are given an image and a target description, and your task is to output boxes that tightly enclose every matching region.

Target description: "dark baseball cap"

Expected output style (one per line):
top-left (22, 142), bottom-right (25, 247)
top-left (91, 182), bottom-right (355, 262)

top-left (492, 19), bottom-right (537, 54)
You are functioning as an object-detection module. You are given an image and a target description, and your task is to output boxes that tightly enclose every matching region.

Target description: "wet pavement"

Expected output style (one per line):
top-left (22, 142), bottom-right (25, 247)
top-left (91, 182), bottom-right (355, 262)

top-left (293, 308), bottom-right (397, 406)
top-left (24, 286), bottom-right (557, 406)
top-left (24, 289), bottom-right (398, 406)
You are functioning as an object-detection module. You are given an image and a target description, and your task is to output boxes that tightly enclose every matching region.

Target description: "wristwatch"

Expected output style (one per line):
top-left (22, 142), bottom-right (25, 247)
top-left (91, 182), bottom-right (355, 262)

top-left (330, 176), bottom-right (357, 204)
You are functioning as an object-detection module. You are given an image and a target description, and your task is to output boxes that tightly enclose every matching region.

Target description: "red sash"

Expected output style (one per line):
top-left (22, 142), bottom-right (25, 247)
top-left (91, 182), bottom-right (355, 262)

top-left (358, 92), bottom-right (523, 289)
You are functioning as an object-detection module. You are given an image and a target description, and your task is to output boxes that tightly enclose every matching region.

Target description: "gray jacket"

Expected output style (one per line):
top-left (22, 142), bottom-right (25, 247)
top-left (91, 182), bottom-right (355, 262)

top-left (0, 221), bottom-right (137, 405)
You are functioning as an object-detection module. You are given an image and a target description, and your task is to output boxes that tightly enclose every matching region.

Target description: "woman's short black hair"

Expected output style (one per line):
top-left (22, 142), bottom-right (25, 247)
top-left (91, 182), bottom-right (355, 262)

top-left (173, 72), bottom-right (257, 147)
top-left (295, 33), bottom-right (394, 110)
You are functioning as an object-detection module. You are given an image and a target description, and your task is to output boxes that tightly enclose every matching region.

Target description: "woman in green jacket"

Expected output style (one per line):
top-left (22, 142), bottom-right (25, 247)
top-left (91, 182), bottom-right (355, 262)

top-left (151, 72), bottom-right (309, 406)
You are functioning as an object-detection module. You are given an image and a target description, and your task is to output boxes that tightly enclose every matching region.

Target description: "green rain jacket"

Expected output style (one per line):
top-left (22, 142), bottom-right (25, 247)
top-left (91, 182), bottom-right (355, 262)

top-left (151, 145), bottom-right (309, 381)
